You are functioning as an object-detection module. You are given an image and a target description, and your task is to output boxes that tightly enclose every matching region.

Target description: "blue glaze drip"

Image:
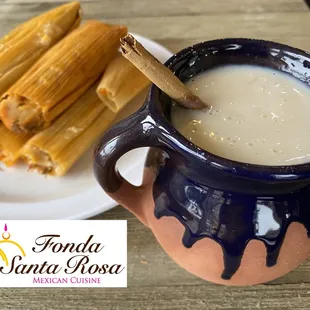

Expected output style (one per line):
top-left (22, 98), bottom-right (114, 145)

top-left (150, 154), bottom-right (310, 280)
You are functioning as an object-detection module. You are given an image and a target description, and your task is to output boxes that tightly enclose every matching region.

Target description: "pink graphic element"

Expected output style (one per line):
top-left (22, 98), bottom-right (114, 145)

top-left (4, 224), bottom-right (7, 232)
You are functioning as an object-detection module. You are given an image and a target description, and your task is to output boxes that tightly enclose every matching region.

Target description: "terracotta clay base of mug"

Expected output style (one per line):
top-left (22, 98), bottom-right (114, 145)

top-left (111, 168), bottom-right (310, 286)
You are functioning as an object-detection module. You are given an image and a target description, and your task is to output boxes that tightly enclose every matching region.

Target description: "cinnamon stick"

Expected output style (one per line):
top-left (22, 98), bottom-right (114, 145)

top-left (120, 34), bottom-right (206, 110)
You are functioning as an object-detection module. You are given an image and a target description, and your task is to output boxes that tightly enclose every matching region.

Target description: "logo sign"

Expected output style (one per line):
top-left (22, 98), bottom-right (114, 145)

top-left (0, 221), bottom-right (127, 287)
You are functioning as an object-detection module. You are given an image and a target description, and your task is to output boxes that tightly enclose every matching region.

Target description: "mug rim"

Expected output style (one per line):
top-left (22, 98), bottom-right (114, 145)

top-left (147, 38), bottom-right (310, 182)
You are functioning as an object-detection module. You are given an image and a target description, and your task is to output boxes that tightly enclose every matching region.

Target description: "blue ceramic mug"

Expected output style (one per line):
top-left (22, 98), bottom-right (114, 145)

top-left (94, 39), bottom-right (310, 285)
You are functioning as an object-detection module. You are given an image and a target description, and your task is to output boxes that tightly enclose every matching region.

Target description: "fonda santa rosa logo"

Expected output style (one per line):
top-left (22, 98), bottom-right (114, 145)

top-left (0, 224), bottom-right (26, 267)
top-left (0, 221), bottom-right (127, 288)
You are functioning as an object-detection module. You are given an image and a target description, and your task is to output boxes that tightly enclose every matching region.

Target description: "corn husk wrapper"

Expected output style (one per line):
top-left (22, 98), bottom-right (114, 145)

top-left (0, 123), bottom-right (31, 166)
top-left (97, 53), bottom-right (150, 113)
top-left (21, 84), bottom-right (116, 176)
top-left (0, 21), bottom-right (127, 133)
top-left (0, 2), bottom-right (81, 97)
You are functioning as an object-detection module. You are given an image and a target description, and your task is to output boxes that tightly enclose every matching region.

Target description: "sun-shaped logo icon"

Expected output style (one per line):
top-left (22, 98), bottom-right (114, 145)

top-left (0, 224), bottom-right (26, 266)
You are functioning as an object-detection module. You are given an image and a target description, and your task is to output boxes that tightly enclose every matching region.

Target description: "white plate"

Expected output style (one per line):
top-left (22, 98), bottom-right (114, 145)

top-left (0, 34), bottom-right (173, 220)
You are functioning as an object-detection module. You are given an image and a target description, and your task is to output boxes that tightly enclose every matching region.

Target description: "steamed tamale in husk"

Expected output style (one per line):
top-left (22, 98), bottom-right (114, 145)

top-left (0, 123), bottom-right (31, 166)
top-left (0, 2), bottom-right (81, 97)
top-left (0, 21), bottom-right (127, 133)
top-left (21, 84), bottom-right (116, 176)
top-left (97, 53), bottom-right (150, 113)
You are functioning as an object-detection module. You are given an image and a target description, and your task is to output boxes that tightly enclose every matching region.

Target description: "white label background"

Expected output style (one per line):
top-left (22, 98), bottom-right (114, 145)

top-left (0, 221), bottom-right (127, 288)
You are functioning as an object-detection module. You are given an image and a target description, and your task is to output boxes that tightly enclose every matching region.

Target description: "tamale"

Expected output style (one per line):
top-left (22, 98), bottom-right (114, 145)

top-left (0, 21), bottom-right (127, 133)
top-left (0, 123), bottom-right (31, 166)
top-left (97, 53), bottom-right (150, 113)
top-left (21, 84), bottom-right (116, 176)
top-left (0, 2), bottom-right (81, 96)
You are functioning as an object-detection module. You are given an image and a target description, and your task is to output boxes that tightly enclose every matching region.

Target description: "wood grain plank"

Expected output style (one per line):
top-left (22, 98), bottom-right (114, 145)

top-left (1, 284), bottom-right (310, 310)
top-left (0, 0), bottom-right (307, 22)
top-left (101, 13), bottom-right (310, 52)
top-left (0, 11), bottom-right (309, 52)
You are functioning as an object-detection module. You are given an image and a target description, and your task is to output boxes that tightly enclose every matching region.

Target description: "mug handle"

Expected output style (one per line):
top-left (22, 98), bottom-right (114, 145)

top-left (93, 109), bottom-right (170, 226)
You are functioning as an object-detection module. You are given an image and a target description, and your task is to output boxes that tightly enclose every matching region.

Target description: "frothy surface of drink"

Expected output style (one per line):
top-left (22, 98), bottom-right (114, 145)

top-left (171, 65), bottom-right (310, 165)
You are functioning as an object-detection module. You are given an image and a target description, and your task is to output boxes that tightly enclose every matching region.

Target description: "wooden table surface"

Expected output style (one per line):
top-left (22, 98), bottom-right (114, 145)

top-left (1, 0), bottom-right (310, 309)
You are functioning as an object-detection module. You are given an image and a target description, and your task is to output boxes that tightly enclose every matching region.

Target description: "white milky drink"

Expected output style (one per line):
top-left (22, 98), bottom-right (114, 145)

top-left (171, 65), bottom-right (310, 166)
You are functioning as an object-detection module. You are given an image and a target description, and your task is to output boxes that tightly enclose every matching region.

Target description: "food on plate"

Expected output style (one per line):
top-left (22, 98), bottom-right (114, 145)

top-left (21, 84), bottom-right (116, 176)
top-left (97, 53), bottom-right (150, 112)
top-left (0, 21), bottom-right (127, 133)
top-left (0, 2), bottom-right (81, 97)
top-left (0, 123), bottom-right (31, 166)
top-left (0, 2), bottom-right (159, 177)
